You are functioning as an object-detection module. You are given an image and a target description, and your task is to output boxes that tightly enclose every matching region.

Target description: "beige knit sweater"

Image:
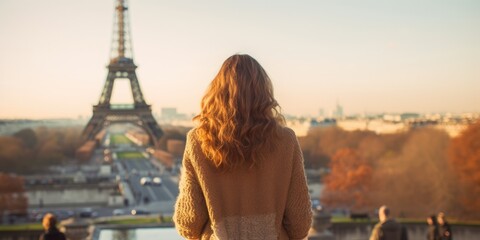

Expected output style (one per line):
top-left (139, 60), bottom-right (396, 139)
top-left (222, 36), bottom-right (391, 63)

top-left (173, 127), bottom-right (312, 240)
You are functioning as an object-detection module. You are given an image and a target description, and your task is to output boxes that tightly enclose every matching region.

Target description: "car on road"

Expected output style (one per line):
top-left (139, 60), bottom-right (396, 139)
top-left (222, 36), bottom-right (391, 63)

top-left (152, 177), bottom-right (162, 186)
top-left (140, 177), bottom-right (152, 185)
top-left (112, 209), bottom-right (126, 216)
top-left (78, 208), bottom-right (97, 218)
top-left (131, 209), bottom-right (150, 216)
top-left (311, 198), bottom-right (322, 211)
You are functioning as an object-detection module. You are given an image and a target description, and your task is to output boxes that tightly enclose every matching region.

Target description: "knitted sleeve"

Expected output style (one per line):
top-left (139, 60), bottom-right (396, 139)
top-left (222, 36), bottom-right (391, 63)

top-left (282, 130), bottom-right (313, 239)
top-left (369, 223), bottom-right (382, 240)
top-left (173, 132), bottom-right (209, 239)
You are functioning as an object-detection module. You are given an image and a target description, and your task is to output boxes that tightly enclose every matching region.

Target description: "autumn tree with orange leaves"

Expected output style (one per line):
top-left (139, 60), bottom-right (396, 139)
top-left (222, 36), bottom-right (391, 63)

top-left (322, 148), bottom-right (373, 211)
top-left (318, 127), bottom-right (454, 218)
top-left (448, 121), bottom-right (480, 219)
top-left (369, 128), bottom-right (453, 218)
top-left (0, 173), bottom-right (28, 218)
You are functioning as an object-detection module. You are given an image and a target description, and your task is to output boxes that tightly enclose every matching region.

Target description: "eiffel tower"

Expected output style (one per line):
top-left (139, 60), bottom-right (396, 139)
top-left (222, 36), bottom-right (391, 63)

top-left (82, 0), bottom-right (163, 145)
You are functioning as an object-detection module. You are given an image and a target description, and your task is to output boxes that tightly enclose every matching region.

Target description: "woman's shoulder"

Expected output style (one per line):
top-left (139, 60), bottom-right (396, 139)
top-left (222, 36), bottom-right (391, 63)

top-left (184, 128), bottom-right (203, 153)
top-left (186, 127), bottom-right (200, 142)
top-left (277, 126), bottom-right (298, 142)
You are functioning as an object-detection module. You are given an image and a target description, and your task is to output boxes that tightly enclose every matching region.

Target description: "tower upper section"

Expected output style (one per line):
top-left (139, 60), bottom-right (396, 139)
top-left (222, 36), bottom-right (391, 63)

top-left (110, 0), bottom-right (134, 64)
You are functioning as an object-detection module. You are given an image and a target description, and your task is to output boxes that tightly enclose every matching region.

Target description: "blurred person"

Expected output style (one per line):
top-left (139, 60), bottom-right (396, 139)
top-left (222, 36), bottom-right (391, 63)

top-left (437, 212), bottom-right (452, 240)
top-left (427, 215), bottom-right (439, 240)
top-left (39, 213), bottom-right (66, 240)
top-left (369, 205), bottom-right (408, 240)
top-left (173, 54), bottom-right (312, 240)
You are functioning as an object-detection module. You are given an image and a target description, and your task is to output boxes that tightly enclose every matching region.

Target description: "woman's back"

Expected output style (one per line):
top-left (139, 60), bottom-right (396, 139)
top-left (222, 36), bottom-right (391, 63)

top-left (173, 127), bottom-right (312, 239)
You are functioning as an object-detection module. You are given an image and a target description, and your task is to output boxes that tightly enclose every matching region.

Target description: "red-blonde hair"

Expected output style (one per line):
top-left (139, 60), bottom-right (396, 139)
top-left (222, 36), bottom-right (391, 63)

top-left (42, 213), bottom-right (57, 230)
top-left (194, 54), bottom-right (285, 170)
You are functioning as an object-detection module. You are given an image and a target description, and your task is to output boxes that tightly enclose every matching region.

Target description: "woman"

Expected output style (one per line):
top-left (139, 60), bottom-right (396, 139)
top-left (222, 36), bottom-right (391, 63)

top-left (426, 215), bottom-right (439, 240)
top-left (173, 54), bottom-right (312, 240)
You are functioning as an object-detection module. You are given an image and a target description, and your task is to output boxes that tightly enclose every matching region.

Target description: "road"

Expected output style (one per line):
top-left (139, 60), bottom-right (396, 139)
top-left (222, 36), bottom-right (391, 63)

top-left (109, 133), bottom-right (179, 215)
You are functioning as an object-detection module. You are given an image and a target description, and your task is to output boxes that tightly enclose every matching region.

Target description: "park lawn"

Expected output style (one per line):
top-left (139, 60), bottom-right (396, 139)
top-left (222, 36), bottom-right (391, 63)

top-left (117, 151), bottom-right (145, 159)
top-left (100, 216), bottom-right (172, 225)
top-left (0, 223), bottom-right (42, 231)
top-left (110, 134), bottom-right (133, 145)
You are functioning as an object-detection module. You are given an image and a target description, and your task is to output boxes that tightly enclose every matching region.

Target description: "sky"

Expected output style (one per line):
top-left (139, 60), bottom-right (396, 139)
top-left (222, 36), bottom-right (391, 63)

top-left (0, 0), bottom-right (479, 119)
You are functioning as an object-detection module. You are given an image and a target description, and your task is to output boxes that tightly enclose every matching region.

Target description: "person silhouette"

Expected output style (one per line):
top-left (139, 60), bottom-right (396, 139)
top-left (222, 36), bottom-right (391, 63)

top-left (437, 212), bottom-right (452, 240)
top-left (369, 205), bottom-right (408, 240)
top-left (173, 54), bottom-right (312, 240)
top-left (427, 215), bottom-right (439, 240)
top-left (39, 213), bottom-right (66, 240)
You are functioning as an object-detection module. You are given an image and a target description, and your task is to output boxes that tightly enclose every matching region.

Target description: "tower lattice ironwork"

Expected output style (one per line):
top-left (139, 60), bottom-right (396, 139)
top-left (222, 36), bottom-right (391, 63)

top-left (82, 0), bottom-right (163, 145)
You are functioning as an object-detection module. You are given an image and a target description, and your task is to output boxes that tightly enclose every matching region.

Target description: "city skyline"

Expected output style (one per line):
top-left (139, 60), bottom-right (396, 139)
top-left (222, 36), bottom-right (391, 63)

top-left (1, 0), bottom-right (479, 119)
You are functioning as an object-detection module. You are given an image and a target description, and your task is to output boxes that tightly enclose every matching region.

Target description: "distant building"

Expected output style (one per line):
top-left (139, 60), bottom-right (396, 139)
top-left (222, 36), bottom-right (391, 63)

top-left (318, 108), bottom-right (325, 117)
top-left (401, 113), bottom-right (420, 121)
top-left (383, 113), bottom-right (420, 122)
top-left (332, 102), bottom-right (344, 119)
top-left (161, 108), bottom-right (178, 119)
top-left (25, 175), bottom-right (123, 208)
top-left (383, 114), bottom-right (402, 122)
top-left (159, 108), bottom-right (189, 124)
top-left (310, 118), bottom-right (337, 128)
top-left (286, 117), bottom-right (337, 136)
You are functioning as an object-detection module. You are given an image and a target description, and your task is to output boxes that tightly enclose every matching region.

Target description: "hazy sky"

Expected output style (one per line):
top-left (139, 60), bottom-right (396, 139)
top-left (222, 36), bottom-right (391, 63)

top-left (0, 0), bottom-right (479, 119)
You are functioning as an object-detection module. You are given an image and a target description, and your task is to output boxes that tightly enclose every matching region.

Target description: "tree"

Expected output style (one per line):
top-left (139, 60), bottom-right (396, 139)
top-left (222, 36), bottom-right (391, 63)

top-left (0, 127), bottom-right (83, 174)
top-left (0, 173), bottom-right (28, 218)
top-left (318, 127), bottom-right (455, 218)
top-left (13, 128), bottom-right (37, 149)
top-left (301, 127), bottom-right (376, 169)
top-left (156, 126), bottom-right (189, 150)
top-left (322, 148), bottom-right (373, 211)
top-left (369, 127), bottom-right (452, 218)
top-left (0, 137), bottom-right (33, 173)
top-left (448, 121), bottom-right (480, 219)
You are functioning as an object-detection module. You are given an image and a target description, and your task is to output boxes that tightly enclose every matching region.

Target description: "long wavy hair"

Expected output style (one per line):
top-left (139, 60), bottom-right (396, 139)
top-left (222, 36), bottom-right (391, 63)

top-left (194, 54), bottom-right (285, 170)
